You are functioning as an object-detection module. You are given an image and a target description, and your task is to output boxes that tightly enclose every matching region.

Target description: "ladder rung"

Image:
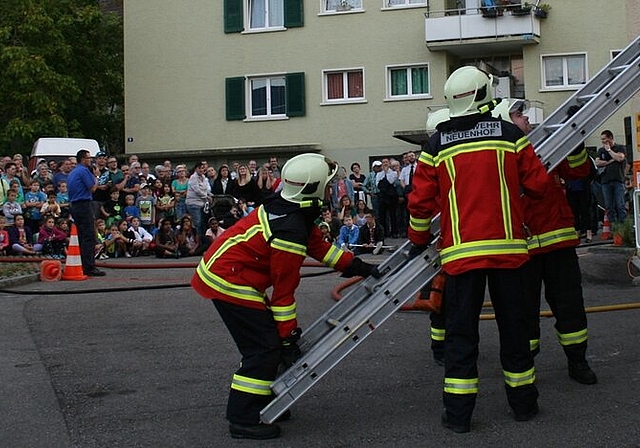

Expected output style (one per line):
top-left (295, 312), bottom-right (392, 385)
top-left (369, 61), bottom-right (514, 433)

top-left (543, 124), bottom-right (563, 132)
top-left (576, 94), bottom-right (596, 104)
top-left (609, 64), bottom-right (630, 74)
top-left (326, 318), bottom-right (341, 327)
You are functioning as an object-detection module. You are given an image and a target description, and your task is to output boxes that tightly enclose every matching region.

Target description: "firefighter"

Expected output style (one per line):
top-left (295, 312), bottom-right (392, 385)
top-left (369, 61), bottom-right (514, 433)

top-left (493, 99), bottom-right (597, 384)
top-left (408, 66), bottom-right (549, 433)
top-left (191, 153), bottom-right (379, 440)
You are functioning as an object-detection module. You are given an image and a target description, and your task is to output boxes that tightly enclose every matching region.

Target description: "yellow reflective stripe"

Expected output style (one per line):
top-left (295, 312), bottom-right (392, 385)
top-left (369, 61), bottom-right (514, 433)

top-left (257, 206), bottom-right (271, 242)
top-left (444, 377), bottom-right (478, 394)
top-left (504, 367), bottom-right (535, 388)
top-left (271, 237), bottom-right (306, 256)
top-left (445, 158), bottom-right (461, 245)
top-left (418, 151), bottom-right (435, 166)
top-left (527, 227), bottom-right (577, 251)
top-left (204, 224), bottom-right (262, 269)
top-left (436, 140), bottom-right (516, 164)
top-left (440, 239), bottom-right (528, 264)
top-left (431, 326), bottom-right (445, 341)
top-left (530, 339), bottom-right (540, 352)
top-left (556, 328), bottom-right (588, 346)
top-left (231, 374), bottom-right (273, 396)
top-left (566, 149), bottom-right (588, 168)
top-left (514, 135), bottom-right (531, 153)
top-left (496, 149), bottom-right (513, 239)
top-left (322, 244), bottom-right (343, 268)
top-left (271, 303), bottom-right (297, 322)
top-left (196, 261), bottom-right (266, 303)
top-left (409, 215), bottom-right (431, 232)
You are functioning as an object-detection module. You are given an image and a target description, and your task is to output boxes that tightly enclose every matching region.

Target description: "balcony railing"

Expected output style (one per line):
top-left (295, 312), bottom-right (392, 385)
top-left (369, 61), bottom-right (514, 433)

top-left (425, 5), bottom-right (541, 48)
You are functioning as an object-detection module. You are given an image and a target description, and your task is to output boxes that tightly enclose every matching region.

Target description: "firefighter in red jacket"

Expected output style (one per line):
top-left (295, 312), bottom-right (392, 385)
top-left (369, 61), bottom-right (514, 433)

top-left (494, 99), bottom-right (597, 385)
top-left (191, 153), bottom-right (378, 440)
top-left (408, 66), bottom-right (549, 433)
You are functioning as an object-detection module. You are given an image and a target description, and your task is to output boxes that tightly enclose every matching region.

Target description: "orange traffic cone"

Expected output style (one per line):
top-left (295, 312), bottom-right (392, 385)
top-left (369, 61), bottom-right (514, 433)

top-left (40, 260), bottom-right (63, 282)
top-left (62, 224), bottom-right (88, 281)
top-left (601, 211), bottom-right (612, 240)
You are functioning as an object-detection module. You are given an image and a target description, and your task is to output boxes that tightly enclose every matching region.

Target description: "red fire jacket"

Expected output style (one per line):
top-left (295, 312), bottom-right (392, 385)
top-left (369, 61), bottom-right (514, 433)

top-left (524, 147), bottom-right (593, 256)
top-left (408, 114), bottom-right (549, 275)
top-left (191, 196), bottom-right (353, 339)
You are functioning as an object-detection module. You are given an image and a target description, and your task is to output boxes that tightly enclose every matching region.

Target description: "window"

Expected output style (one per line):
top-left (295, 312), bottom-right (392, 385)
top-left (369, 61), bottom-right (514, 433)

top-left (386, 0), bottom-right (426, 7)
top-left (541, 54), bottom-right (587, 89)
top-left (323, 0), bottom-right (362, 13)
top-left (226, 73), bottom-right (306, 120)
top-left (249, 0), bottom-right (283, 29)
top-left (323, 69), bottom-right (365, 103)
top-left (251, 76), bottom-right (286, 117)
top-left (223, 0), bottom-right (303, 33)
top-left (387, 64), bottom-right (430, 99)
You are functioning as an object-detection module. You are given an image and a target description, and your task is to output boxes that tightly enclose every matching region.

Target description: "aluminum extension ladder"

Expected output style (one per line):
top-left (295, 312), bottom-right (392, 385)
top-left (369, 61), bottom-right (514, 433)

top-left (261, 35), bottom-right (640, 424)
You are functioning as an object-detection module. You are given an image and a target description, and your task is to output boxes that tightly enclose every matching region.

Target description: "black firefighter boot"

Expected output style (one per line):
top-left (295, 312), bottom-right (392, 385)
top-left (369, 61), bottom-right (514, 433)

top-left (565, 344), bottom-right (598, 385)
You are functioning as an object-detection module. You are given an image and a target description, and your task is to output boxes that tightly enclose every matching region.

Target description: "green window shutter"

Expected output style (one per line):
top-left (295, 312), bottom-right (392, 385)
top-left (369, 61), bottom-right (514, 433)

top-left (285, 72), bottom-right (305, 117)
top-left (226, 77), bottom-right (246, 120)
top-left (224, 0), bottom-right (243, 33)
top-left (284, 0), bottom-right (304, 28)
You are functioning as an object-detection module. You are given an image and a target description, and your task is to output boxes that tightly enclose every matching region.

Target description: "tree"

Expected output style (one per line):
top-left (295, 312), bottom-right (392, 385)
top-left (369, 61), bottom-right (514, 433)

top-left (0, 0), bottom-right (123, 157)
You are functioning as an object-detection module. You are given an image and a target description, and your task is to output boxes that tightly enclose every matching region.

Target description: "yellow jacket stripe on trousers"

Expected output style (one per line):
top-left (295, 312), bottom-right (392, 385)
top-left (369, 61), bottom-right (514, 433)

top-left (444, 377), bottom-right (479, 395)
top-left (527, 226), bottom-right (577, 251)
top-left (503, 367), bottom-right (535, 388)
top-left (431, 326), bottom-right (445, 342)
top-left (231, 374), bottom-right (273, 396)
top-left (556, 328), bottom-right (588, 346)
top-left (440, 239), bottom-right (528, 264)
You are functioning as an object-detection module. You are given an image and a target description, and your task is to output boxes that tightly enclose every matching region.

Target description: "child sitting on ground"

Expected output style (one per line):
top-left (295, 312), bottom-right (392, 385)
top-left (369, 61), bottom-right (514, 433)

top-left (0, 216), bottom-right (9, 255)
top-left (38, 216), bottom-right (67, 259)
top-left (204, 216), bottom-right (225, 246)
top-left (154, 218), bottom-right (179, 258)
top-left (101, 187), bottom-right (123, 228)
top-left (128, 217), bottom-right (153, 256)
top-left (336, 215), bottom-right (359, 251)
top-left (354, 212), bottom-right (385, 255)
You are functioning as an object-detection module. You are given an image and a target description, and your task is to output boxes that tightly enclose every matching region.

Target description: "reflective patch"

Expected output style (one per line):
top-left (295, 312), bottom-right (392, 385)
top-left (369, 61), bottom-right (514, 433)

top-left (441, 121), bottom-right (503, 145)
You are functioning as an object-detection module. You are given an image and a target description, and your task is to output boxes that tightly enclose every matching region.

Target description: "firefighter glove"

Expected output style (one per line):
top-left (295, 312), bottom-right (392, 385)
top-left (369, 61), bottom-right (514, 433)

top-left (408, 244), bottom-right (429, 259)
top-left (341, 257), bottom-right (381, 279)
top-left (281, 328), bottom-right (302, 368)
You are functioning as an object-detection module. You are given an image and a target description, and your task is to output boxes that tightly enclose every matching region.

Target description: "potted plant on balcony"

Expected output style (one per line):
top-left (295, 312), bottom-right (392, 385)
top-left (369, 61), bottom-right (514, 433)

top-left (510, 1), bottom-right (532, 16)
top-left (533, 3), bottom-right (551, 18)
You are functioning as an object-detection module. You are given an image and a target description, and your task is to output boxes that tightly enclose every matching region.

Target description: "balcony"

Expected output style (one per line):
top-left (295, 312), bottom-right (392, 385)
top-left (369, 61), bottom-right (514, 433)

top-left (425, 5), bottom-right (541, 57)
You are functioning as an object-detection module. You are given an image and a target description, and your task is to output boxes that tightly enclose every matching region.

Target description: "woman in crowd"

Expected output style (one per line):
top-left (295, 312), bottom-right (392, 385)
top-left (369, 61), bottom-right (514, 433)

top-left (232, 164), bottom-right (260, 207)
top-left (176, 215), bottom-right (205, 257)
top-left (185, 161), bottom-right (212, 239)
top-left (171, 164), bottom-right (189, 221)
top-left (211, 164), bottom-right (236, 196)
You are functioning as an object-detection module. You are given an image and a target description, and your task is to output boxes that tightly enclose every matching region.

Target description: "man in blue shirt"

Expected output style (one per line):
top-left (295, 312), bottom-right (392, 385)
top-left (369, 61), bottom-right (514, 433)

top-left (67, 149), bottom-right (105, 276)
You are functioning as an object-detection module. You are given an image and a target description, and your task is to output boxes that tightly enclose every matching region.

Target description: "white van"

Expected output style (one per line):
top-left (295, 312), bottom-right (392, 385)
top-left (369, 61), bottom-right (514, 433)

top-left (29, 138), bottom-right (101, 171)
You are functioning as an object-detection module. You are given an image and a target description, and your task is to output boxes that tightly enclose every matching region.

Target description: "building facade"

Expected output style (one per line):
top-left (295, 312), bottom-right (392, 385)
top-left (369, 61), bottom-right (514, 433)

top-left (124, 0), bottom-right (639, 170)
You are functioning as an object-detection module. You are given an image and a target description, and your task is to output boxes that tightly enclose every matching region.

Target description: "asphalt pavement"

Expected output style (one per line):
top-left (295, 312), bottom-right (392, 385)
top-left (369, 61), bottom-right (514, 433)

top-left (1, 241), bottom-right (639, 447)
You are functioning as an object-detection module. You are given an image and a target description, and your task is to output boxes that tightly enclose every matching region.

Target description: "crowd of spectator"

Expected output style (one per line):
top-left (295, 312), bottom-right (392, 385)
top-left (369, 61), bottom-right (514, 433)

top-left (0, 150), bottom-right (425, 258)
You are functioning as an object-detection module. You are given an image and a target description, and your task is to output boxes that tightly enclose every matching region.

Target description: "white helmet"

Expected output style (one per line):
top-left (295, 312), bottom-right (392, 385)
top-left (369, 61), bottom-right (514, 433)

top-left (444, 66), bottom-right (494, 117)
top-left (492, 98), bottom-right (529, 123)
top-left (280, 153), bottom-right (338, 204)
top-left (426, 108), bottom-right (450, 133)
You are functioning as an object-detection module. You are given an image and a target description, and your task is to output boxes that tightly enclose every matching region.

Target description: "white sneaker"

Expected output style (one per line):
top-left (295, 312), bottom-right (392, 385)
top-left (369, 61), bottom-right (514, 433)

top-left (373, 242), bottom-right (383, 255)
top-left (125, 252), bottom-right (132, 258)
top-left (340, 243), bottom-right (347, 251)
